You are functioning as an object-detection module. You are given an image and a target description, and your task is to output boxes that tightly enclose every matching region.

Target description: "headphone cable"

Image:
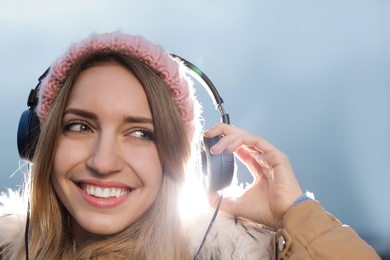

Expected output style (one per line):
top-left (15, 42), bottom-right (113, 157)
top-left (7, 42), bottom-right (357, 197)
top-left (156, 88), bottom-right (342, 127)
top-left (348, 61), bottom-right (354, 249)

top-left (194, 190), bottom-right (224, 259)
top-left (25, 200), bottom-right (30, 260)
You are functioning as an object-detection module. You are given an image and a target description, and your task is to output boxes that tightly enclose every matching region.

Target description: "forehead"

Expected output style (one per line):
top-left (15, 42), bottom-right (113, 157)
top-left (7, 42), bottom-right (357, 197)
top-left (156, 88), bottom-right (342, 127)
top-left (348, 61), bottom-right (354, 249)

top-left (65, 63), bottom-right (152, 119)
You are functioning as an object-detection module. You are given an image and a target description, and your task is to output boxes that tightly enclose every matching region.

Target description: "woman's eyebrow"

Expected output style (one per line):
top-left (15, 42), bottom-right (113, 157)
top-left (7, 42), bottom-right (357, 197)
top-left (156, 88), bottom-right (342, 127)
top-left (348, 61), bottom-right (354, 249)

top-left (63, 108), bottom-right (153, 125)
top-left (63, 108), bottom-right (98, 119)
top-left (123, 116), bottom-right (153, 125)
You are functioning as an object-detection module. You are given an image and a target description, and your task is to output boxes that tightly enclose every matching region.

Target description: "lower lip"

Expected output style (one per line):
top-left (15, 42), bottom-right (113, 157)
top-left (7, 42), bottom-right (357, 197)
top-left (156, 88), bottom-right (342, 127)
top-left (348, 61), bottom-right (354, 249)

top-left (76, 185), bottom-right (131, 208)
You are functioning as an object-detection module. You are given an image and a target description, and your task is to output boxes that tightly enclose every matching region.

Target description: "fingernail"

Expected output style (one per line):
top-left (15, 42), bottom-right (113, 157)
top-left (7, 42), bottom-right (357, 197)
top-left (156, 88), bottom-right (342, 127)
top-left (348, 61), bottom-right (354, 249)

top-left (209, 146), bottom-right (217, 154)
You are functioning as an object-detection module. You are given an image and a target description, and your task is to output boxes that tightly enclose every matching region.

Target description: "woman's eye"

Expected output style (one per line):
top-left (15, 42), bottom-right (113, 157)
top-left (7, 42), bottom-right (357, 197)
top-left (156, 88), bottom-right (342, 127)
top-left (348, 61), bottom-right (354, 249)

top-left (63, 122), bottom-right (92, 133)
top-left (130, 129), bottom-right (155, 141)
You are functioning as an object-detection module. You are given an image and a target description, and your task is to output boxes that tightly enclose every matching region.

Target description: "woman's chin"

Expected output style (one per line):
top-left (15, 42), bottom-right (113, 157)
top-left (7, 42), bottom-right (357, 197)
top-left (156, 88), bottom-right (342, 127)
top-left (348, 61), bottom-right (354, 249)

top-left (71, 216), bottom-right (129, 236)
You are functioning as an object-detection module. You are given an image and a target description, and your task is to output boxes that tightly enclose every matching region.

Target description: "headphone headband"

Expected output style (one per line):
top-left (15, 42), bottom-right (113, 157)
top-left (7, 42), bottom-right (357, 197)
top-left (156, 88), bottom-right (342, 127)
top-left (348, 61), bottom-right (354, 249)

top-left (171, 54), bottom-right (230, 125)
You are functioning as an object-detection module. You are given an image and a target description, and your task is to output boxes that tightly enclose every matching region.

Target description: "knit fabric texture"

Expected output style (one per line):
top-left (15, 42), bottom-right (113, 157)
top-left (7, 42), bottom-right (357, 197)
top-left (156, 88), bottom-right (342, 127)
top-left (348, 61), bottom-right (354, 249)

top-left (37, 32), bottom-right (201, 138)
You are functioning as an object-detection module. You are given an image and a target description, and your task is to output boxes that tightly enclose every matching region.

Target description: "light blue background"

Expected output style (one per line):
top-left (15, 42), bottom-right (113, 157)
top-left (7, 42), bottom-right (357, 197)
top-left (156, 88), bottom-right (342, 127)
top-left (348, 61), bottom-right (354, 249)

top-left (1, 0), bottom-right (389, 255)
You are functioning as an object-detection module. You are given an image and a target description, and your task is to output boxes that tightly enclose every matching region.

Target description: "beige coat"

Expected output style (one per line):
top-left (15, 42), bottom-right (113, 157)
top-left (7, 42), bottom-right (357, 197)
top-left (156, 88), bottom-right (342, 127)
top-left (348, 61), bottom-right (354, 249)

top-left (273, 200), bottom-right (380, 259)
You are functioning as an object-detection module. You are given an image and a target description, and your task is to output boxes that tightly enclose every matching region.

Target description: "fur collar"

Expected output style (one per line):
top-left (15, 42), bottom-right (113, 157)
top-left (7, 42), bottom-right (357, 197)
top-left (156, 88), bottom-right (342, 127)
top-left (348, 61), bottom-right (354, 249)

top-left (0, 189), bottom-right (27, 248)
top-left (0, 189), bottom-right (273, 259)
top-left (185, 207), bottom-right (274, 259)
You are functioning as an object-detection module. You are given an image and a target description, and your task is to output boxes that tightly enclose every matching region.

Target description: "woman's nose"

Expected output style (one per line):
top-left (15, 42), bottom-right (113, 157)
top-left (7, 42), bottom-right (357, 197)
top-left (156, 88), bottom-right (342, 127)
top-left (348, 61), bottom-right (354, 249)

top-left (86, 133), bottom-right (124, 175)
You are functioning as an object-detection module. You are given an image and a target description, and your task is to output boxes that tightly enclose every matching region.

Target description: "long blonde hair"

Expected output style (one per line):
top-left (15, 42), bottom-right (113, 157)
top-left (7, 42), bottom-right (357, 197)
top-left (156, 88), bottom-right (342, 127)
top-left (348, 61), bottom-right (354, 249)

top-left (6, 52), bottom-right (192, 259)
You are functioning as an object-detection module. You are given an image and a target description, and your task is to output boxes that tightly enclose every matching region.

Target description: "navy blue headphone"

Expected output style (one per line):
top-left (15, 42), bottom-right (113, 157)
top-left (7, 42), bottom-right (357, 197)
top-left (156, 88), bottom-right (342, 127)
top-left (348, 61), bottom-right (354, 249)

top-left (17, 68), bottom-right (49, 163)
top-left (17, 55), bottom-right (235, 193)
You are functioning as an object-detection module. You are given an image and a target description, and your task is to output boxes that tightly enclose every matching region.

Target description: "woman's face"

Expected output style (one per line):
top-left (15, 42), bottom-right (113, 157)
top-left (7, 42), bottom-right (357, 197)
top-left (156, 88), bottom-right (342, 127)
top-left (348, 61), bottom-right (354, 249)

top-left (52, 63), bottom-right (163, 235)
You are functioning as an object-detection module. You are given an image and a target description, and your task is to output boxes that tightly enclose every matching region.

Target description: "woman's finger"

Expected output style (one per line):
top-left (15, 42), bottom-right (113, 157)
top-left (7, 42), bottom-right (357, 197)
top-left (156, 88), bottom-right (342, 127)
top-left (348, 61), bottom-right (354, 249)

top-left (204, 123), bottom-right (247, 137)
top-left (234, 147), bottom-right (268, 179)
top-left (208, 131), bottom-right (279, 156)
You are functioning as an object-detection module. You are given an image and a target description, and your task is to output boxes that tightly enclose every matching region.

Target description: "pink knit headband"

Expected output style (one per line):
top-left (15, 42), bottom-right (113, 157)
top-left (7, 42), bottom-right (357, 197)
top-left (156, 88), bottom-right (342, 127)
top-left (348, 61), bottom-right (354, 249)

top-left (37, 32), bottom-right (200, 138)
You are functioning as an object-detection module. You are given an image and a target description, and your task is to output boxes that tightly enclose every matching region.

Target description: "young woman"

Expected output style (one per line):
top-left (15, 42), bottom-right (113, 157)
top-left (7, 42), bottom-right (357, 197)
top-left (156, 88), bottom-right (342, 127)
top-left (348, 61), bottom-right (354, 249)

top-left (0, 32), bottom-right (380, 259)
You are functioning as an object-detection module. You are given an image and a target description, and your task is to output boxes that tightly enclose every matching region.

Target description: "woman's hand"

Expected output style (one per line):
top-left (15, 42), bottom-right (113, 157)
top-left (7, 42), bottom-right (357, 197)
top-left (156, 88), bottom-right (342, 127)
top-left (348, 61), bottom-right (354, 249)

top-left (205, 123), bottom-right (302, 230)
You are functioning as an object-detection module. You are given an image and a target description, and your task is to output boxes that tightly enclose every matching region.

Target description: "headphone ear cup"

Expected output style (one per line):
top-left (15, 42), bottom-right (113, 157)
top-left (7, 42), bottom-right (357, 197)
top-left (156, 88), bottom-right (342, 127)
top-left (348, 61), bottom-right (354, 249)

top-left (17, 108), bottom-right (40, 162)
top-left (200, 136), bottom-right (235, 192)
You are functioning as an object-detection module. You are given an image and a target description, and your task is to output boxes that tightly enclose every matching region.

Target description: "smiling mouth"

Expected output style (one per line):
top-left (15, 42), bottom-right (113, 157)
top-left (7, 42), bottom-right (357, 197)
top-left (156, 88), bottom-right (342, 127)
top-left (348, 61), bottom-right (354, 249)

top-left (78, 183), bottom-right (132, 198)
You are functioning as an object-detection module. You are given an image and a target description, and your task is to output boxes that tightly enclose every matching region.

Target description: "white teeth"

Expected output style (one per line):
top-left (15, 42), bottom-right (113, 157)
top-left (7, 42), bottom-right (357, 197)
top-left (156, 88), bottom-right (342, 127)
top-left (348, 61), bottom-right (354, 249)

top-left (103, 188), bottom-right (111, 198)
top-left (82, 184), bottom-right (129, 198)
top-left (95, 187), bottom-right (103, 197)
top-left (87, 186), bottom-right (95, 195)
top-left (116, 189), bottom-right (121, 198)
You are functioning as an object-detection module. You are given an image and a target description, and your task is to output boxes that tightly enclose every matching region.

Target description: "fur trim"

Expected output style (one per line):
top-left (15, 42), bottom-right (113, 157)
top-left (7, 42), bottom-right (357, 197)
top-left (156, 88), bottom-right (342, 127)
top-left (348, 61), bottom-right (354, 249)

top-left (185, 208), bottom-right (274, 259)
top-left (0, 190), bottom-right (274, 259)
top-left (0, 189), bottom-right (27, 248)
